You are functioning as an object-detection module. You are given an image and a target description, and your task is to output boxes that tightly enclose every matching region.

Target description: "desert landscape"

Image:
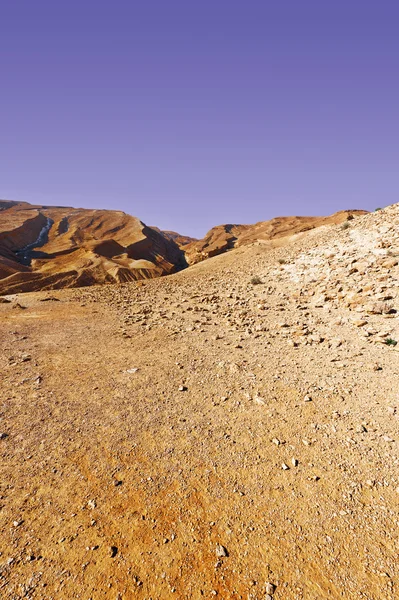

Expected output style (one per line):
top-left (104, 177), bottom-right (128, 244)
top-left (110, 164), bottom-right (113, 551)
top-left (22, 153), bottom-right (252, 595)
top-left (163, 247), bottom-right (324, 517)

top-left (1, 201), bottom-right (398, 599)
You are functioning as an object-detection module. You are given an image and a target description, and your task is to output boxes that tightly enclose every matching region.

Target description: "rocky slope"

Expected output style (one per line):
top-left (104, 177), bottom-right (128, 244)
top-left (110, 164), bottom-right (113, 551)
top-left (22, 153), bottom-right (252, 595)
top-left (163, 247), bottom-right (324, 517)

top-left (0, 200), bottom-right (188, 294)
top-left (0, 204), bottom-right (398, 599)
top-left (184, 210), bottom-right (368, 264)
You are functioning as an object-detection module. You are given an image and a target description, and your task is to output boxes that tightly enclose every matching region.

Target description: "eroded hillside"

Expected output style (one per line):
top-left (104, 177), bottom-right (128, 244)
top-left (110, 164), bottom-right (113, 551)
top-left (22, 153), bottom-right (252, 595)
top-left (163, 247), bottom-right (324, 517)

top-left (0, 201), bottom-right (189, 294)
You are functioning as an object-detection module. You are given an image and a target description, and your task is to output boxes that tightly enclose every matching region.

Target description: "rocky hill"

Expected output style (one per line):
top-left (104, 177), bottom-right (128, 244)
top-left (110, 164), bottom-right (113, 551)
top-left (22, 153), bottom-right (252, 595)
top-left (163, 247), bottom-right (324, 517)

top-left (0, 204), bottom-right (398, 598)
top-left (0, 200), bottom-right (188, 294)
top-left (184, 210), bottom-right (368, 264)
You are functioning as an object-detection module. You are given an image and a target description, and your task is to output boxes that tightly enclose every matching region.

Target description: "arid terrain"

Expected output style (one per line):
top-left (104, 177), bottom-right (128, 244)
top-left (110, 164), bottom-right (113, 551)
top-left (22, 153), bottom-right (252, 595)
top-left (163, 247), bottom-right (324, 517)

top-left (0, 200), bottom-right (366, 296)
top-left (1, 204), bottom-right (399, 599)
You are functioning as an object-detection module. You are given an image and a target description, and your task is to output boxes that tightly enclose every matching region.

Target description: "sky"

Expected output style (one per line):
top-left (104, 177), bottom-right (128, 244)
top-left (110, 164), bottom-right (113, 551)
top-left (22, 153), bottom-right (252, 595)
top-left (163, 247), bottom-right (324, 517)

top-left (0, 1), bottom-right (398, 237)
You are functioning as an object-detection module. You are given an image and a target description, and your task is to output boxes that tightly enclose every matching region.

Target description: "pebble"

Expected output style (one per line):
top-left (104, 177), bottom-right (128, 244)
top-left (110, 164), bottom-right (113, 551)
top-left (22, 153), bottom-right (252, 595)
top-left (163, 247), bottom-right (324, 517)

top-left (13, 520), bottom-right (23, 527)
top-left (353, 320), bottom-right (367, 327)
top-left (254, 395), bottom-right (265, 405)
top-left (282, 463), bottom-right (290, 470)
top-left (215, 544), bottom-right (228, 557)
top-left (265, 582), bottom-right (276, 595)
top-left (304, 395), bottom-right (312, 402)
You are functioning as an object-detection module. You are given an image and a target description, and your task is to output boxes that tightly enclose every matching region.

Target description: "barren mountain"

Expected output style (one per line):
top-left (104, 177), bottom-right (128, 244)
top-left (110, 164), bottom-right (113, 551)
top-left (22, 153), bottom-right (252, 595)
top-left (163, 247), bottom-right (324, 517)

top-left (184, 210), bottom-right (368, 264)
top-left (0, 204), bottom-right (398, 599)
top-left (0, 200), bottom-right (188, 295)
top-left (0, 200), bottom-right (368, 296)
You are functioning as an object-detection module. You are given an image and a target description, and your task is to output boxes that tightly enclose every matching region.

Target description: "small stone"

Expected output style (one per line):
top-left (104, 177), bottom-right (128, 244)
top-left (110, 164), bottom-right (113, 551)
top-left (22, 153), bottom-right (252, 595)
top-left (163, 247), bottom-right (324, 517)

top-left (304, 395), bottom-right (312, 402)
top-left (87, 499), bottom-right (96, 509)
top-left (254, 395), bottom-right (265, 405)
top-left (0, 433), bottom-right (8, 440)
top-left (291, 458), bottom-right (298, 467)
top-left (282, 463), bottom-right (290, 470)
top-left (109, 546), bottom-right (118, 558)
top-left (265, 582), bottom-right (276, 595)
top-left (272, 438), bottom-right (280, 446)
top-left (353, 320), bottom-right (367, 327)
top-left (178, 385), bottom-right (188, 392)
top-left (12, 520), bottom-right (23, 527)
top-left (215, 544), bottom-right (228, 557)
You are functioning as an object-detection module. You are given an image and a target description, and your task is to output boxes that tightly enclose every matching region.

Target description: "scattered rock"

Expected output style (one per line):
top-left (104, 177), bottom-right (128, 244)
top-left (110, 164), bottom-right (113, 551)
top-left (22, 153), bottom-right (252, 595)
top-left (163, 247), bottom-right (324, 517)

top-left (12, 519), bottom-right (23, 527)
top-left (215, 544), bottom-right (228, 557)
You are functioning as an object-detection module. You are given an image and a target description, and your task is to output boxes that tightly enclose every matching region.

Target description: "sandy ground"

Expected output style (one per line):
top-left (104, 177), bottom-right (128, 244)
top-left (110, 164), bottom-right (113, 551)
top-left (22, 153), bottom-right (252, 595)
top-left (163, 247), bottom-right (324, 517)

top-left (1, 208), bottom-right (399, 599)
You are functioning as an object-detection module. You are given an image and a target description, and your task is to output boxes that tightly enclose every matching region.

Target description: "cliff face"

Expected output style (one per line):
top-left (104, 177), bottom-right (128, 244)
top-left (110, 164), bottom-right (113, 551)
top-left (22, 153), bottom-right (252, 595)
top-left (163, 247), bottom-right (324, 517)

top-left (0, 201), bottom-right (188, 295)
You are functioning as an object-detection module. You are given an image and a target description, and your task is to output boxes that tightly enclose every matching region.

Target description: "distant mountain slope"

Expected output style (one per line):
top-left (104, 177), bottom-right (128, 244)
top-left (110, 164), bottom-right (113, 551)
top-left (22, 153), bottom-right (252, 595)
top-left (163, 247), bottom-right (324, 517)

top-left (184, 210), bottom-right (368, 264)
top-left (150, 227), bottom-right (197, 247)
top-left (0, 201), bottom-right (188, 294)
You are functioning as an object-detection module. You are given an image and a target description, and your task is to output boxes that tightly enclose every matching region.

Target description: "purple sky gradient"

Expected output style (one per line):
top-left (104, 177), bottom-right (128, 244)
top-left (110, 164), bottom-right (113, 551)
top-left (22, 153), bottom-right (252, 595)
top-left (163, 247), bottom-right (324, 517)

top-left (1, 1), bottom-right (398, 237)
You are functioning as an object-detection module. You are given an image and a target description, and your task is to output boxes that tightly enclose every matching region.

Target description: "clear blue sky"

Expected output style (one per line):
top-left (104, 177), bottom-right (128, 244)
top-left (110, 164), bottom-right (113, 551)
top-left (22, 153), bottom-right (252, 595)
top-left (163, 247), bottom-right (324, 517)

top-left (1, 1), bottom-right (398, 237)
